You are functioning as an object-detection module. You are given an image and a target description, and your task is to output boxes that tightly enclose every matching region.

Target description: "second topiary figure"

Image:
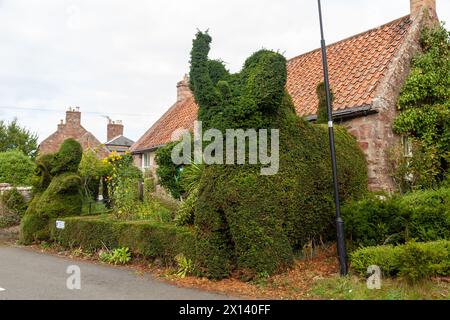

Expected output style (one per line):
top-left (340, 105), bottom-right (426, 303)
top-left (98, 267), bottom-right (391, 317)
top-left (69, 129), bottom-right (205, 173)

top-left (20, 139), bottom-right (83, 244)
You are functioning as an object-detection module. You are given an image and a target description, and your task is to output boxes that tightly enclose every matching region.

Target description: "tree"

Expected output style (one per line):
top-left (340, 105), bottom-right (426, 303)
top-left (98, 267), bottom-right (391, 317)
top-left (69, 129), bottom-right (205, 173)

top-left (393, 23), bottom-right (450, 188)
top-left (0, 149), bottom-right (35, 186)
top-left (0, 118), bottom-right (38, 158)
top-left (78, 149), bottom-right (109, 200)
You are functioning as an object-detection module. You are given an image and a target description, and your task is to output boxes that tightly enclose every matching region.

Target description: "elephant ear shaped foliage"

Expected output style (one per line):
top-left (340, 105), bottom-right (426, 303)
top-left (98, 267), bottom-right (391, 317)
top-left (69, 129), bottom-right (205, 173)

top-left (242, 50), bottom-right (287, 114)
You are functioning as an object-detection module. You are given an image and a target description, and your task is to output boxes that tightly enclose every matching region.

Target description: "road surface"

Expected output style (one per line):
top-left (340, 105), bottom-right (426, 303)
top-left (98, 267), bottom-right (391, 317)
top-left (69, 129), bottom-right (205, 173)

top-left (0, 245), bottom-right (231, 300)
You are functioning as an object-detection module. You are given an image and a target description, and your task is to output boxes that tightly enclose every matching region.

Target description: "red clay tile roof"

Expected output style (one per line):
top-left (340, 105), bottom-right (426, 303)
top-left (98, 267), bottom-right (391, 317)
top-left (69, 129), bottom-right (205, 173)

top-left (131, 96), bottom-right (198, 152)
top-left (287, 15), bottom-right (412, 116)
top-left (132, 15), bottom-right (412, 152)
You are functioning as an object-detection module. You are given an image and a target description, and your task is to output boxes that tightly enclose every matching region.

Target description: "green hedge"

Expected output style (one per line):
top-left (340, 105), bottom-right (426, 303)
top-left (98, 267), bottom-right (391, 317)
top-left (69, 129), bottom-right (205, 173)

top-left (0, 188), bottom-right (28, 228)
top-left (49, 215), bottom-right (195, 264)
top-left (351, 240), bottom-right (450, 282)
top-left (342, 187), bottom-right (450, 247)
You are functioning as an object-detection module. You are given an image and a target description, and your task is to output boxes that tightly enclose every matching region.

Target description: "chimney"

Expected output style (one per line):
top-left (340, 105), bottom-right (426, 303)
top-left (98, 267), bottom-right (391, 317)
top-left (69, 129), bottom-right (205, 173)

top-left (107, 119), bottom-right (124, 141)
top-left (57, 119), bottom-right (65, 131)
top-left (410, 0), bottom-right (437, 19)
top-left (176, 74), bottom-right (192, 102)
top-left (65, 107), bottom-right (81, 127)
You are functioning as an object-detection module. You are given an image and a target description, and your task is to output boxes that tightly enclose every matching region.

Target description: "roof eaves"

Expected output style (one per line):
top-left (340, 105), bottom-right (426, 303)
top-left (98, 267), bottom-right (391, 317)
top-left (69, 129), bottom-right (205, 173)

top-left (304, 104), bottom-right (376, 122)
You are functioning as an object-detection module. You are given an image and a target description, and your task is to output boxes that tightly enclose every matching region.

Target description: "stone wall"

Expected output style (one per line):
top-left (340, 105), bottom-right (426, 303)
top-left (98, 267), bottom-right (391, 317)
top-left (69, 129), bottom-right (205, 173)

top-left (344, 111), bottom-right (399, 192)
top-left (0, 183), bottom-right (32, 202)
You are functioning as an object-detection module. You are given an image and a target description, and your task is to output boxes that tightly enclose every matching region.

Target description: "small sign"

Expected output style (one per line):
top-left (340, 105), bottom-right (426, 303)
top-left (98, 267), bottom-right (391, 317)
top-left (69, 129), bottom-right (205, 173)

top-left (56, 220), bottom-right (65, 230)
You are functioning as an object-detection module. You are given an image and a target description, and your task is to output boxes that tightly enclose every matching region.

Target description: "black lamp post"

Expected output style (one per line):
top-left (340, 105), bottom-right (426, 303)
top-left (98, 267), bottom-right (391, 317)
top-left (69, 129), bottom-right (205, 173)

top-left (317, 0), bottom-right (348, 276)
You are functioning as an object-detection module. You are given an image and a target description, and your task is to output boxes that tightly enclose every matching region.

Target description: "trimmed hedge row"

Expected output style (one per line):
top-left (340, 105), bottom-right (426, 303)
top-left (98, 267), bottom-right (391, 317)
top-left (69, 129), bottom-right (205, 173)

top-left (49, 215), bottom-right (195, 264)
top-left (350, 240), bottom-right (450, 282)
top-left (342, 187), bottom-right (450, 247)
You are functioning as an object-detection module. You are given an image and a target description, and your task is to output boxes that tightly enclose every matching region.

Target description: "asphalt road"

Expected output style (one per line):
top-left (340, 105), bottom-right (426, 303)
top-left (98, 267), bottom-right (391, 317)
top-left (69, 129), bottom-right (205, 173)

top-left (0, 245), bottom-right (231, 300)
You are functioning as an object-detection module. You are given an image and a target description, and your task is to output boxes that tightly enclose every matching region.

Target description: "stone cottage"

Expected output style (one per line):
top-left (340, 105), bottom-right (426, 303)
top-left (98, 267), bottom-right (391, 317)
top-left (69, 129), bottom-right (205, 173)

top-left (131, 0), bottom-right (439, 192)
top-left (39, 108), bottom-right (134, 158)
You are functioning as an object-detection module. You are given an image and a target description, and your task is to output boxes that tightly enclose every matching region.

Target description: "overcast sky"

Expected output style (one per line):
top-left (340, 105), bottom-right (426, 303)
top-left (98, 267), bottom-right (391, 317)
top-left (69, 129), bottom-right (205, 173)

top-left (0, 0), bottom-right (449, 143)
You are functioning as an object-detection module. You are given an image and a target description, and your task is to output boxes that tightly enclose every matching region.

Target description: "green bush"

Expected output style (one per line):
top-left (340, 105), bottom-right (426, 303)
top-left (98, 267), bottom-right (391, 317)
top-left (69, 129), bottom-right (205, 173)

top-left (49, 215), bottom-right (196, 265)
top-left (350, 240), bottom-right (450, 282)
top-left (99, 247), bottom-right (131, 265)
top-left (20, 139), bottom-right (83, 244)
top-left (398, 187), bottom-right (450, 242)
top-left (104, 152), bottom-right (142, 219)
top-left (393, 23), bottom-right (450, 188)
top-left (0, 150), bottom-right (35, 186)
top-left (342, 187), bottom-right (450, 247)
top-left (350, 245), bottom-right (401, 276)
top-left (155, 142), bottom-right (186, 199)
top-left (188, 31), bottom-right (368, 279)
top-left (78, 149), bottom-right (109, 200)
top-left (135, 201), bottom-right (173, 223)
top-left (0, 188), bottom-right (28, 228)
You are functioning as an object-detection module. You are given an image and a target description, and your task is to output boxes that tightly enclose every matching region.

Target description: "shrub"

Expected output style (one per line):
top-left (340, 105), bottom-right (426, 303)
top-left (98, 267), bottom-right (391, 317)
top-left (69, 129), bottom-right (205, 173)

top-left (189, 31), bottom-right (368, 279)
top-left (342, 187), bottom-right (450, 247)
top-left (398, 187), bottom-right (450, 242)
top-left (49, 215), bottom-right (196, 265)
top-left (174, 163), bottom-right (204, 226)
top-left (175, 254), bottom-right (195, 278)
top-left (397, 241), bottom-right (450, 282)
top-left (143, 174), bottom-right (156, 201)
top-left (0, 188), bottom-right (28, 228)
top-left (78, 149), bottom-right (109, 200)
top-left (135, 201), bottom-right (173, 223)
top-left (342, 195), bottom-right (407, 247)
top-left (104, 152), bottom-right (142, 219)
top-left (350, 240), bottom-right (450, 282)
top-left (20, 139), bottom-right (83, 244)
top-left (175, 188), bottom-right (198, 226)
top-left (0, 150), bottom-right (35, 186)
top-left (100, 247), bottom-right (131, 265)
top-left (393, 23), bottom-right (450, 187)
top-left (155, 142), bottom-right (186, 199)
top-left (350, 245), bottom-right (400, 276)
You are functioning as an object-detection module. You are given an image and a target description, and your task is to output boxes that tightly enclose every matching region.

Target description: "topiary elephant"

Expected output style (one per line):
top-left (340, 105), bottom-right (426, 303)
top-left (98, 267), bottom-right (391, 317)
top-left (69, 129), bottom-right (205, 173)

top-left (20, 139), bottom-right (83, 244)
top-left (188, 31), bottom-right (368, 279)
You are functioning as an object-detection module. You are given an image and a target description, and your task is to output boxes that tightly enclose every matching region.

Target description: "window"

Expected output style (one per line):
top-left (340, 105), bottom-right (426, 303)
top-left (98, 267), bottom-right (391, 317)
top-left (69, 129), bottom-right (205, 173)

top-left (142, 153), bottom-right (152, 169)
top-left (402, 136), bottom-right (413, 158)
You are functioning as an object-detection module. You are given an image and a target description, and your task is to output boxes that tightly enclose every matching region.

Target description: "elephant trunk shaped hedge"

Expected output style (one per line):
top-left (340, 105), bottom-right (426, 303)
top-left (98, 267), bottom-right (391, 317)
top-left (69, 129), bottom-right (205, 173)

top-left (188, 32), bottom-right (368, 279)
top-left (20, 139), bottom-right (83, 244)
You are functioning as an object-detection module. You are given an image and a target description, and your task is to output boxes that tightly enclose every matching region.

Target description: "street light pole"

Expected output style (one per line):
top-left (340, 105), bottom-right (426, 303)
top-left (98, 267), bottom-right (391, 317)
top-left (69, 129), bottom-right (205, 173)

top-left (317, 0), bottom-right (348, 276)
